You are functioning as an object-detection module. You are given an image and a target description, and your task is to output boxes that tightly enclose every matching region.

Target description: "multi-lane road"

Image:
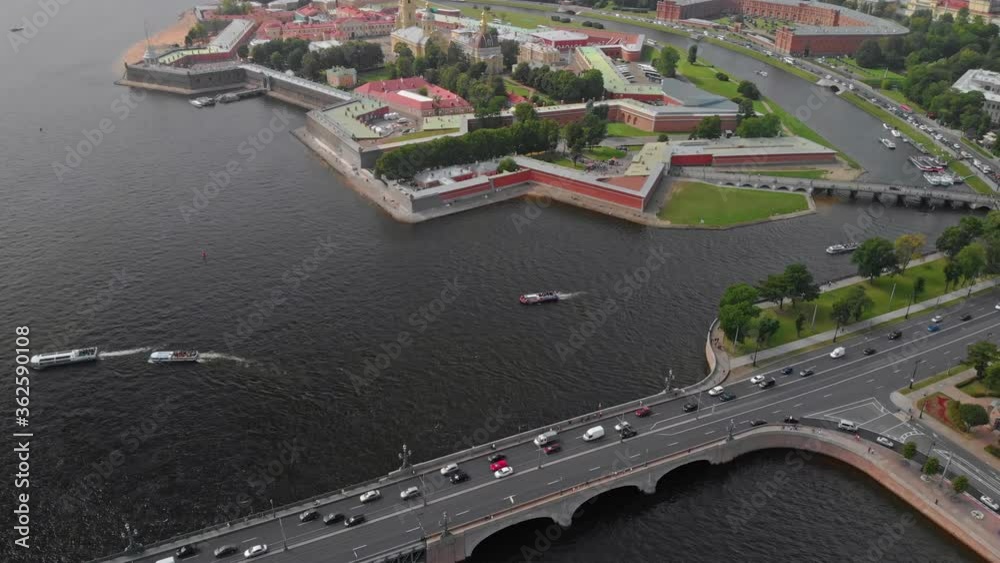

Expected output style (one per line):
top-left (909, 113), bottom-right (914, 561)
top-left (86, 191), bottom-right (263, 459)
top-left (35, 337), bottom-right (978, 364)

top-left (126, 292), bottom-right (1000, 563)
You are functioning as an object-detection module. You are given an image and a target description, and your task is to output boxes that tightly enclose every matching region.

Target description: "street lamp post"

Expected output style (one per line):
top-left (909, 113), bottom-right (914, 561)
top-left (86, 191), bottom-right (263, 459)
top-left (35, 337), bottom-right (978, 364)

top-left (939, 450), bottom-right (953, 485)
top-left (271, 499), bottom-right (288, 551)
top-left (909, 359), bottom-right (923, 390)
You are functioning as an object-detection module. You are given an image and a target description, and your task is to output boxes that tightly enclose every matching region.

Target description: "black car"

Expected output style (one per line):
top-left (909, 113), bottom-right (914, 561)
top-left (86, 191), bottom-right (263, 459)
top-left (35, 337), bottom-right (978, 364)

top-left (783, 416), bottom-right (799, 424)
top-left (758, 378), bottom-right (776, 389)
top-left (888, 330), bottom-right (902, 340)
top-left (299, 509), bottom-right (319, 523)
top-left (487, 453), bottom-right (506, 463)
top-left (781, 367), bottom-right (793, 375)
top-left (719, 392), bottom-right (736, 402)
top-left (345, 514), bottom-right (366, 527)
top-left (799, 368), bottom-right (814, 377)
top-left (214, 545), bottom-right (238, 558)
top-left (683, 402), bottom-right (698, 412)
top-left (176, 545), bottom-right (197, 558)
top-left (620, 427), bottom-right (638, 439)
top-left (449, 470), bottom-right (469, 484)
top-left (749, 420), bottom-right (767, 427)
top-left (961, 313), bottom-right (973, 321)
top-left (324, 512), bottom-right (345, 525)
top-left (863, 348), bottom-right (876, 356)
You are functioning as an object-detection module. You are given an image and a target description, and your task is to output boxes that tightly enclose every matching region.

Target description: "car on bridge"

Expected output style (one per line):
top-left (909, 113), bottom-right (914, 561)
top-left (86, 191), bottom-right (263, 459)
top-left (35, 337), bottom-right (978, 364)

top-left (494, 466), bottom-right (514, 479)
top-left (830, 347), bottom-right (846, 358)
top-left (683, 402), bottom-right (698, 412)
top-left (244, 544), bottom-right (268, 559)
top-left (784, 416), bottom-right (799, 424)
top-left (931, 315), bottom-right (944, 323)
top-left (213, 545), bottom-right (238, 558)
top-left (614, 420), bottom-right (632, 432)
top-left (440, 463), bottom-right (460, 476)
top-left (781, 367), bottom-right (793, 375)
top-left (719, 392), bottom-right (736, 402)
top-left (487, 453), bottom-right (506, 463)
top-left (299, 509), bottom-right (318, 523)
top-left (758, 378), bottom-right (776, 389)
top-left (708, 386), bottom-right (725, 396)
top-left (863, 348), bottom-right (876, 356)
top-left (928, 324), bottom-right (940, 332)
top-left (621, 426), bottom-right (638, 439)
top-left (961, 313), bottom-right (972, 321)
top-left (876, 436), bottom-right (894, 448)
top-left (490, 460), bottom-right (509, 472)
top-left (749, 420), bottom-right (767, 427)
top-left (449, 470), bottom-right (469, 484)
top-left (543, 443), bottom-right (561, 454)
top-left (175, 545), bottom-right (197, 558)
top-left (799, 368), bottom-right (815, 377)
top-left (888, 330), bottom-right (902, 340)
top-left (345, 515), bottom-right (366, 527)
top-left (359, 490), bottom-right (381, 503)
top-left (324, 512), bottom-right (344, 525)
top-left (400, 487), bottom-right (421, 500)
top-left (750, 374), bottom-right (766, 385)
top-left (635, 406), bottom-right (652, 417)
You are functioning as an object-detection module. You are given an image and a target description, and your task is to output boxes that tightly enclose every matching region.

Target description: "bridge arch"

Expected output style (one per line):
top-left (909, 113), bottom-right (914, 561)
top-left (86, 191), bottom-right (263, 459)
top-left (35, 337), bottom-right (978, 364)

top-left (775, 186), bottom-right (789, 191)
top-left (974, 203), bottom-right (992, 211)
top-left (759, 184), bottom-right (771, 190)
top-left (792, 186), bottom-right (808, 193)
top-left (467, 517), bottom-right (560, 561)
top-left (723, 182), bottom-right (735, 186)
top-left (740, 183), bottom-right (753, 188)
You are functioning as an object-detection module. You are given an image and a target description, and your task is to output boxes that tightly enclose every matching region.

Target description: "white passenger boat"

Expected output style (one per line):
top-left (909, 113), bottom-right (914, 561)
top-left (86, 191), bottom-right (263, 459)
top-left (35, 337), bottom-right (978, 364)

top-left (923, 173), bottom-right (942, 186)
top-left (149, 350), bottom-right (199, 363)
top-left (880, 138), bottom-right (896, 149)
top-left (890, 129), bottom-right (901, 138)
top-left (190, 97), bottom-right (215, 108)
top-left (29, 347), bottom-right (99, 369)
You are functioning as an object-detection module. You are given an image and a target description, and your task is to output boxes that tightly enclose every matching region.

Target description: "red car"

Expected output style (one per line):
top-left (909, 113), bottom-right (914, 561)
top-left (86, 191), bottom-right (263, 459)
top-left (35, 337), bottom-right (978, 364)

top-left (489, 459), bottom-right (509, 472)
top-left (543, 443), bottom-right (561, 455)
top-left (634, 406), bottom-right (652, 418)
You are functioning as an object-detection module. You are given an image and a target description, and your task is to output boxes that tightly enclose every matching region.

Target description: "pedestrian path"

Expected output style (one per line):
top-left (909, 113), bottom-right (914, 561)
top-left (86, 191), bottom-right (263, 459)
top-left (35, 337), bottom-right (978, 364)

top-left (731, 277), bottom-right (998, 368)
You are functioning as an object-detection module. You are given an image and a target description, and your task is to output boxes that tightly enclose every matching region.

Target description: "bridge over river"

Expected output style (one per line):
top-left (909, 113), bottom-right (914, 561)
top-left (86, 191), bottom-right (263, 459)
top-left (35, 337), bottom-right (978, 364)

top-left (678, 169), bottom-right (998, 210)
top-left (98, 295), bottom-right (1000, 563)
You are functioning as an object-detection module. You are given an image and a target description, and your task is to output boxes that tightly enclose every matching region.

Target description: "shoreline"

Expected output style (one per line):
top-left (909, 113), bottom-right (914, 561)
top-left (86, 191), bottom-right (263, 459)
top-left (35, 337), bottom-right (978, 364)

top-left (118, 10), bottom-right (196, 69)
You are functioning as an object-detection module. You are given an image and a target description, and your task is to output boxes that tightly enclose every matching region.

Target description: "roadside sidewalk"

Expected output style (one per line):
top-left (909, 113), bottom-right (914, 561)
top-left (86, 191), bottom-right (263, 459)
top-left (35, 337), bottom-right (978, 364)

top-left (890, 376), bottom-right (1000, 472)
top-left (730, 277), bottom-right (999, 368)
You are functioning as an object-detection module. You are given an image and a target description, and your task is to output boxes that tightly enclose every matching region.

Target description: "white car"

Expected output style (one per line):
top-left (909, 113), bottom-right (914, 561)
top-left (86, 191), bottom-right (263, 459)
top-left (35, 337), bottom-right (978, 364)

top-left (440, 463), bottom-right (459, 476)
top-left (980, 495), bottom-right (999, 511)
top-left (830, 347), bottom-right (846, 359)
top-left (931, 315), bottom-right (943, 323)
top-left (359, 489), bottom-right (381, 503)
top-left (244, 544), bottom-right (268, 559)
top-left (494, 466), bottom-right (514, 479)
top-left (750, 375), bottom-right (765, 385)
top-left (995, 303), bottom-right (1000, 311)
top-left (875, 436), bottom-right (894, 448)
top-left (400, 486), bottom-right (420, 500)
top-left (708, 385), bottom-right (725, 396)
top-left (614, 420), bottom-right (631, 432)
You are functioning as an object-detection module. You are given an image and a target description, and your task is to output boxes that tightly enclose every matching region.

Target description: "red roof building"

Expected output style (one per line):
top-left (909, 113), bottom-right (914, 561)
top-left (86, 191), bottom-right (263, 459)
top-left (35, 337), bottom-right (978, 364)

top-left (355, 77), bottom-right (472, 117)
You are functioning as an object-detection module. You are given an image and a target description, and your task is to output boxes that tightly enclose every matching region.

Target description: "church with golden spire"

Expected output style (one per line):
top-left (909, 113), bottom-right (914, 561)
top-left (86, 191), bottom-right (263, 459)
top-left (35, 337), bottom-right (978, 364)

top-left (390, 0), bottom-right (445, 57)
top-left (461, 10), bottom-right (504, 74)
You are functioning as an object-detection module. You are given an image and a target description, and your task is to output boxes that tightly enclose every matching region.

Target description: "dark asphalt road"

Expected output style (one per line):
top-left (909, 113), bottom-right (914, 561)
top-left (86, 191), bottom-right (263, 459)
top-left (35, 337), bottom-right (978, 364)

top-left (126, 290), bottom-right (1000, 563)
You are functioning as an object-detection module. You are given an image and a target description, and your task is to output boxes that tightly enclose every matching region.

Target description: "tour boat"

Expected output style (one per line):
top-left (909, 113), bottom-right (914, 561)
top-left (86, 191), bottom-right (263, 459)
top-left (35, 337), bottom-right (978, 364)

top-left (923, 173), bottom-right (942, 186)
top-left (882, 123), bottom-right (890, 129)
top-left (880, 138), bottom-right (896, 149)
top-left (149, 350), bottom-right (200, 363)
top-left (29, 347), bottom-right (99, 370)
top-left (190, 97), bottom-right (215, 108)
top-left (519, 292), bottom-right (559, 305)
top-left (216, 93), bottom-right (239, 103)
top-left (890, 129), bottom-right (901, 138)
top-left (826, 243), bottom-right (860, 255)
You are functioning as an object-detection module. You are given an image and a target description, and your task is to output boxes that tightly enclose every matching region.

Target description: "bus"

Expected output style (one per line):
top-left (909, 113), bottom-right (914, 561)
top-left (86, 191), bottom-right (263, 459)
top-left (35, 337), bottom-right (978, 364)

top-left (899, 104), bottom-right (913, 114)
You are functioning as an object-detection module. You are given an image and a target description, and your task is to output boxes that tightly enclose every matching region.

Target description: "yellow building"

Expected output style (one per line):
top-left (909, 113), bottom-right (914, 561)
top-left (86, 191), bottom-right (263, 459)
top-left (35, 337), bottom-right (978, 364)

top-left (390, 0), bottom-right (446, 57)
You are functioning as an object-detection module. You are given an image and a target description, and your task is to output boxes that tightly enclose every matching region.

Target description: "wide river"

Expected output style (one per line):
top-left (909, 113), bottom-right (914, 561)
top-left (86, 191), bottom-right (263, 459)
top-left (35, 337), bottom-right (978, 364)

top-left (0, 0), bottom-right (979, 561)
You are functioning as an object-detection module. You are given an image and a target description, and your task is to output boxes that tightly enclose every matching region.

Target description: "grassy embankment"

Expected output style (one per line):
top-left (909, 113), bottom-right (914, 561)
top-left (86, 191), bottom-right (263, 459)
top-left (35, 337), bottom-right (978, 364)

top-left (740, 258), bottom-right (961, 352)
top-left (658, 180), bottom-right (808, 226)
top-left (607, 122), bottom-right (651, 137)
top-left (901, 365), bottom-right (968, 395)
top-left (841, 92), bottom-right (991, 194)
top-left (957, 376), bottom-right (999, 398)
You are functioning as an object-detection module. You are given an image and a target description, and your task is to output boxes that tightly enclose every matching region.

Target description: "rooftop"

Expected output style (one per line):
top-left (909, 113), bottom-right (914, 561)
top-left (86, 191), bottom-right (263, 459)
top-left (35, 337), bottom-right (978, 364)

top-left (355, 77), bottom-right (472, 111)
top-left (318, 99), bottom-right (385, 140)
top-left (954, 68), bottom-right (1000, 104)
top-left (209, 18), bottom-right (255, 52)
top-left (577, 46), bottom-right (662, 96)
top-left (660, 78), bottom-right (737, 110)
top-left (531, 30), bottom-right (589, 42)
top-left (668, 0), bottom-right (908, 36)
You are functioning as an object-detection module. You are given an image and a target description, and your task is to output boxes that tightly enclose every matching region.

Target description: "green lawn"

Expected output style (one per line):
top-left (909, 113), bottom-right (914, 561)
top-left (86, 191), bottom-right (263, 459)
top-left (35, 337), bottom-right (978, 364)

top-left (751, 259), bottom-right (960, 351)
top-left (840, 57), bottom-right (905, 82)
top-left (503, 78), bottom-right (554, 105)
top-left (962, 137), bottom-right (994, 160)
top-left (659, 180), bottom-right (809, 226)
top-left (389, 128), bottom-right (459, 143)
top-left (607, 122), bottom-right (650, 137)
top-left (957, 377), bottom-right (999, 398)
top-left (879, 88), bottom-right (922, 111)
top-left (902, 365), bottom-right (968, 395)
top-left (746, 169), bottom-right (829, 179)
top-left (841, 92), bottom-right (992, 194)
top-left (356, 67), bottom-right (392, 85)
top-left (586, 146), bottom-right (626, 160)
top-left (677, 60), bottom-right (767, 114)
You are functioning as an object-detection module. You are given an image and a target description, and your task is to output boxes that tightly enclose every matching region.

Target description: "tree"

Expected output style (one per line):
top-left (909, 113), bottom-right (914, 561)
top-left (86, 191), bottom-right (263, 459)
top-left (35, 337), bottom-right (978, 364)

top-left (737, 80), bottom-right (761, 100)
top-left (657, 133), bottom-right (670, 142)
top-left (913, 276), bottom-right (926, 301)
top-left (922, 456), bottom-right (941, 475)
top-left (795, 313), bottom-right (806, 337)
top-left (719, 283), bottom-right (761, 342)
top-left (716, 72), bottom-right (729, 81)
top-left (783, 263), bottom-right (819, 308)
top-left (943, 260), bottom-right (961, 292)
top-left (513, 102), bottom-right (538, 123)
top-left (965, 341), bottom-right (998, 379)
top-left (855, 39), bottom-right (884, 68)
top-left (687, 44), bottom-right (698, 64)
top-left (496, 157), bottom-right (519, 173)
top-left (952, 475), bottom-right (969, 494)
top-left (735, 114), bottom-right (781, 138)
top-left (955, 242), bottom-right (986, 285)
top-left (831, 298), bottom-right (854, 341)
top-left (500, 39), bottom-right (518, 68)
top-left (738, 98), bottom-right (755, 120)
top-left (959, 403), bottom-right (990, 429)
top-left (894, 233), bottom-right (925, 272)
top-left (935, 225), bottom-right (971, 258)
top-left (984, 363), bottom-right (1000, 395)
top-left (691, 115), bottom-right (722, 139)
top-left (851, 237), bottom-right (898, 280)
top-left (758, 274), bottom-right (790, 310)
top-left (845, 286), bottom-right (874, 322)
top-left (755, 317), bottom-right (780, 345)
top-left (720, 283), bottom-right (759, 308)
top-left (237, 45), bottom-right (249, 59)
top-left (655, 46), bottom-right (680, 78)
top-left (269, 51), bottom-right (285, 70)
top-left (902, 441), bottom-right (917, 460)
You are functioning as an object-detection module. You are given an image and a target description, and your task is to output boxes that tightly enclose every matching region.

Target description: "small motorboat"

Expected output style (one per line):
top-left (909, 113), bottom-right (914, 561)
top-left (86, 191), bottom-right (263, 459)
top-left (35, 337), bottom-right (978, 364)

top-left (826, 243), bottom-right (860, 255)
top-left (880, 138), bottom-right (896, 149)
top-left (149, 350), bottom-right (200, 363)
top-left (520, 292), bottom-right (559, 305)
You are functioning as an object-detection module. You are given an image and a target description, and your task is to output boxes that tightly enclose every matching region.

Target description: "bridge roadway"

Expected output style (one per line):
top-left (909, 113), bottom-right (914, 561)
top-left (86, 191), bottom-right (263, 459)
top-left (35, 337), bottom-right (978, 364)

top-left (679, 169), bottom-right (999, 209)
top-left (122, 293), bottom-right (1000, 563)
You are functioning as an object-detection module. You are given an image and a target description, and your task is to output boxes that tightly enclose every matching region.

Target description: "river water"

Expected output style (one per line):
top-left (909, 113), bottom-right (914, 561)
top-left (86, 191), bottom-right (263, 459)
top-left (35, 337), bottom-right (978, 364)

top-left (0, 0), bottom-right (978, 561)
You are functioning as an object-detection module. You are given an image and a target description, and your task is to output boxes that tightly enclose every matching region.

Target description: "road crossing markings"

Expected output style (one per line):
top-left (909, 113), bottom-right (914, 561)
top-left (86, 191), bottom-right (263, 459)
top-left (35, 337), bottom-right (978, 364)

top-left (630, 453), bottom-right (641, 458)
top-left (354, 544), bottom-right (367, 550)
top-left (705, 430), bottom-right (715, 435)
top-left (548, 479), bottom-right (561, 485)
top-left (589, 466), bottom-right (601, 472)
top-left (456, 510), bottom-right (470, 516)
top-left (667, 441), bottom-right (679, 446)
top-left (406, 527), bottom-right (421, 533)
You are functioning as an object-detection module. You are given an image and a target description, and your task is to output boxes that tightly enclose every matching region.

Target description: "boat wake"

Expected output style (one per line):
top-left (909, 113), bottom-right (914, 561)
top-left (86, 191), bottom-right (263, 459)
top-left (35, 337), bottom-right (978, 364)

top-left (197, 352), bottom-right (253, 365)
top-left (556, 291), bottom-right (585, 300)
top-left (100, 347), bottom-right (153, 358)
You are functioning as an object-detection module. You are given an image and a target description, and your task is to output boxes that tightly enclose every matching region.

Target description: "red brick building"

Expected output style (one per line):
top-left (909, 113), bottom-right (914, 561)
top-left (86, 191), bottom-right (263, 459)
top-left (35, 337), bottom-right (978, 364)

top-left (655, 0), bottom-right (907, 56)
